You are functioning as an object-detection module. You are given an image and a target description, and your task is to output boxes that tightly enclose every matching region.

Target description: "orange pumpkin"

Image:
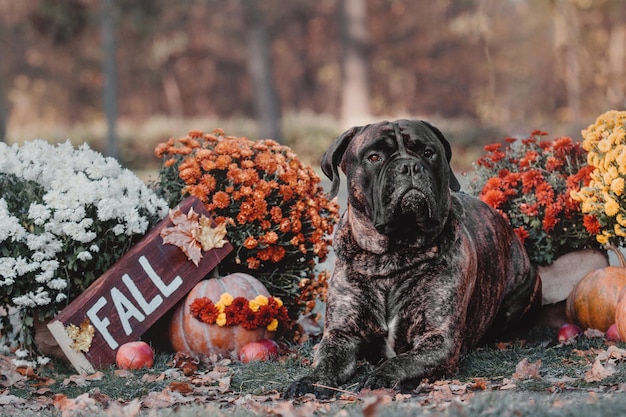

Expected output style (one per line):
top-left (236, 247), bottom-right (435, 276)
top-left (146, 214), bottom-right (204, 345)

top-left (566, 245), bottom-right (626, 332)
top-left (615, 287), bottom-right (626, 340)
top-left (169, 272), bottom-right (275, 357)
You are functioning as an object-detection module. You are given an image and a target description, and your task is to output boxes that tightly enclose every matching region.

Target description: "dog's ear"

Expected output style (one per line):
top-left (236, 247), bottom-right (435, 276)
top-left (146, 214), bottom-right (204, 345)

top-left (321, 125), bottom-right (365, 198)
top-left (420, 121), bottom-right (461, 192)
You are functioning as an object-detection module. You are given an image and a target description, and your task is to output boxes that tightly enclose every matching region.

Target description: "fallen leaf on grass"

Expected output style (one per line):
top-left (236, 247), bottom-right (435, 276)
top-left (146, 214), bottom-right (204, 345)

top-left (583, 345), bottom-right (626, 383)
top-left (512, 358), bottom-right (542, 380)
top-left (105, 399), bottom-right (141, 417)
top-left (53, 393), bottom-right (99, 414)
top-left (62, 371), bottom-right (105, 386)
top-left (0, 393), bottom-right (26, 405)
top-left (585, 358), bottom-right (617, 382)
top-left (168, 381), bottom-right (194, 394)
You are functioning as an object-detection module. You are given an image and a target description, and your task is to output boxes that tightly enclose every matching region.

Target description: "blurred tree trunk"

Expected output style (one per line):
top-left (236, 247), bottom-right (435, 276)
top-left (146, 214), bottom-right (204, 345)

top-left (0, 77), bottom-right (6, 142)
top-left (242, 0), bottom-right (283, 142)
top-left (339, 0), bottom-right (370, 129)
top-left (101, 0), bottom-right (119, 159)
top-left (607, 2), bottom-right (626, 108)
top-left (553, 0), bottom-right (581, 123)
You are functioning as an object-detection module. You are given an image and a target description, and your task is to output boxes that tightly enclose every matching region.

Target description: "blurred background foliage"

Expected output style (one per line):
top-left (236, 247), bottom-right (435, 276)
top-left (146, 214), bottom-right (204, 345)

top-left (0, 0), bottom-right (624, 173)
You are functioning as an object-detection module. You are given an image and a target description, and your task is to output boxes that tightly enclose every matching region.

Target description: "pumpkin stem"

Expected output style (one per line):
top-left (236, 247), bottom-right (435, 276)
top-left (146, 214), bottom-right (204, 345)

top-left (605, 244), bottom-right (626, 268)
top-left (208, 266), bottom-right (220, 278)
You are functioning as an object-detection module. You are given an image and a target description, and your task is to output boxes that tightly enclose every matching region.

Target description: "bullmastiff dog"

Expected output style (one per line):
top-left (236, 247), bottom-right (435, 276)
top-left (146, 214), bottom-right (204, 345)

top-left (285, 119), bottom-right (541, 398)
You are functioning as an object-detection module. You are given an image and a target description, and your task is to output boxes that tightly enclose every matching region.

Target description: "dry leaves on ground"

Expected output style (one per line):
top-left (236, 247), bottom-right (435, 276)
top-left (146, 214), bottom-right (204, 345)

top-left (3, 342), bottom-right (626, 416)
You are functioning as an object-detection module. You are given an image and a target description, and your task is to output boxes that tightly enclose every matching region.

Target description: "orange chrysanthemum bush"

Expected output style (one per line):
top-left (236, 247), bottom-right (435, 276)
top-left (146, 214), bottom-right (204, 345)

top-left (155, 129), bottom-right (339, 317)
top-left (469, 130), bottom-right (601, 266)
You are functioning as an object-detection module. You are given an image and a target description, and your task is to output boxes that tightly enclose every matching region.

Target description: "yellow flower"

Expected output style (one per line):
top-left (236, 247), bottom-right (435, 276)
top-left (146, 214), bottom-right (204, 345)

top-left (266, 318), bottom-right (279, 332)
top-left (611, 177), bottom-right (625, 196)
top-left (216, 313), bottom-right (227, 326)
top-left (618, 214), bottom-right (626, 227)
top-left (249, 300), bottom-right (260, 312)
top-left (254, 295), bottom-right (269, 306)
top-left (598, 139), bottom-right (612, 153)
top-left (274, 297), bottom-right (283, 308)
top-left (605, 197), bottom-right (620, 217)
top-left (616, 224), bottom-right (626, 237)
top-left (219, 293), bottom-right (234, 306)
top-left (597, 232), bottom-right (610, 244)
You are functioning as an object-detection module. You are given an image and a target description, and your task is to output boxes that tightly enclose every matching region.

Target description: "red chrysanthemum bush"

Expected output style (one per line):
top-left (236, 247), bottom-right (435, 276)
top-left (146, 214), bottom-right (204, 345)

top-left (469, 130), bottom-right (601, 265)
top-left (155, 129), bottom-right (340, 317)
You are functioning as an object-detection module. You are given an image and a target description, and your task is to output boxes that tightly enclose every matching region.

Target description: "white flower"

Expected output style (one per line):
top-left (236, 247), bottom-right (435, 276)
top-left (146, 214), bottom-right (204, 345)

top-left (37, 356), bottom-right (51, 366)
top-left (28, 203), bottom-right (51, 225)
top-left (112, 224), bottom-right (125, 235)
top-left (0, 258), bottom-right (17, 280)
top-left (0, 139), bottom-right (169, 359)
top-left (15, 349), bottom-right (29, 358)
top-left (76, 251), bottom-right (92, 261)
top-left (0, 199), bottom-right (27, 242)
top-left (48, 278), bottom-right (67, 290)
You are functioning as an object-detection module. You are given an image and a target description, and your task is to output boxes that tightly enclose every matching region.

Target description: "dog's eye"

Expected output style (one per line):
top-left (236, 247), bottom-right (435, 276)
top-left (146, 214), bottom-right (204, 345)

top-left (367, 154), bottom-right (382, 162)
top-left (423, 149), bottom-right (435, 158)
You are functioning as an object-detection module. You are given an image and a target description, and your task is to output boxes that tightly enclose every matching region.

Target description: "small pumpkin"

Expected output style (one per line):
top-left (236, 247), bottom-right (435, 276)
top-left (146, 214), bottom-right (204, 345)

top-left (169, 272), bottom-right (275, 357)
top-left (566, 245), bottom-right (626, 332)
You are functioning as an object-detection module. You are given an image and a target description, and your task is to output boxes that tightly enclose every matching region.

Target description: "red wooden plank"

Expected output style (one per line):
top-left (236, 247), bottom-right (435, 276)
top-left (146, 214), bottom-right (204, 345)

top-left (47, 197), bottom-right (232, 372)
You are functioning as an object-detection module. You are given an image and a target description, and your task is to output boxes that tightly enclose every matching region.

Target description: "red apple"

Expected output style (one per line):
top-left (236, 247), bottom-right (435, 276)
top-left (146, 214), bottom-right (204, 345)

top-left (557, 323), bottom-right (583, 343)
top-left (238, 339), bottom-right (278, 363)
top-left (116, 341), bottom-right (154, 370)
top-left (606, 324), bottom-right (621, 341)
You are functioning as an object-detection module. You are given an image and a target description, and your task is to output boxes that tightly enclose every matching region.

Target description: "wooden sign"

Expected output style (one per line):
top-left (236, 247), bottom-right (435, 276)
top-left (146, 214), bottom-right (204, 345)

top-left (47, 197), bottom-right (232, 373)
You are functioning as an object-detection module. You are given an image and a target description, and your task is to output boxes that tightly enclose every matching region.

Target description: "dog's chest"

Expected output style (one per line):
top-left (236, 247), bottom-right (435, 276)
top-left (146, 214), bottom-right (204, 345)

top-left (371, 280), bottom-right (411, 358)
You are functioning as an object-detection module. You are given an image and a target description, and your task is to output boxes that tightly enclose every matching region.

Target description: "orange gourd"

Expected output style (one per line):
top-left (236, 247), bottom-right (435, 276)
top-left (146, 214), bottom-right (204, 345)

top-left (169, 272), bottom-right (275, 357)
top-left (615, 285), bottom-right (626, 341)
top-left (566, 245), bottom-right (626, 332)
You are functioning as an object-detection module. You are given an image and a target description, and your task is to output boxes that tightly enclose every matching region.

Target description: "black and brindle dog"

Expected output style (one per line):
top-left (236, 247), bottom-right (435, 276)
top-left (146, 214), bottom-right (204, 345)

top-left (285, 119), bottom-right (541, 398)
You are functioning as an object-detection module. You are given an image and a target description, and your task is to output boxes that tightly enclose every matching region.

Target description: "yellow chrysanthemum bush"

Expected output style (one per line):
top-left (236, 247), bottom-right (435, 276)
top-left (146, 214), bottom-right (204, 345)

top-left (571, 110), bottom-right (626, 245)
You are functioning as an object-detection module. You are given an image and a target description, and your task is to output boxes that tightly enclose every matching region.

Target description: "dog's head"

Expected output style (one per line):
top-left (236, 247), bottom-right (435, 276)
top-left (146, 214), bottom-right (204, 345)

top-left (322, 120), bottom-right (460, 245)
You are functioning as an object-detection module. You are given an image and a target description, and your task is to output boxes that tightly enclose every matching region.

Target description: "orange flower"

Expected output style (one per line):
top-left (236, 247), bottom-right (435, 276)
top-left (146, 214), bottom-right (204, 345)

top-left (155, 128), bottom-right (339, 318)
top-left (243, 236), bottom-right (258, 249)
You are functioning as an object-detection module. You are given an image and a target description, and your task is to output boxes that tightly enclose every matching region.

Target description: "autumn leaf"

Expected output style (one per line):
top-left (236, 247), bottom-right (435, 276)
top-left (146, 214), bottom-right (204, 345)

top-left (197, 216), bottom-right (228, 251)
top-left (584, 358), bottom-right (616, 382)
top-left (66, 319), bottom-right (95, 353)
top-left (160, 206), bottom-right (203, 266)
top-left (512, 358), bottom-right (542, 381)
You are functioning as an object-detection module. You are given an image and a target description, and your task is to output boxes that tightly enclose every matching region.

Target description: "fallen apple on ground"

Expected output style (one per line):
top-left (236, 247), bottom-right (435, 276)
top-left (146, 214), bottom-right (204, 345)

top-left (238, 339), bottom-right (278, 363)
top-left (116, 341), bottom-right (155, 370)
top-left (557, 323), bottom-right (583, 343)
top-left (606, 324), bottom-right (621, 341)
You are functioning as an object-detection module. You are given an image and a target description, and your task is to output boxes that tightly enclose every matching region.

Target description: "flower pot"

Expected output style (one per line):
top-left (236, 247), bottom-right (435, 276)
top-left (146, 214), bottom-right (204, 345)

top-left (536, 249), bottom-right (609, 328)
top-left (538, 249), bottom-right (610, 305)
top-left (34, 318), bottom-right (67, 360)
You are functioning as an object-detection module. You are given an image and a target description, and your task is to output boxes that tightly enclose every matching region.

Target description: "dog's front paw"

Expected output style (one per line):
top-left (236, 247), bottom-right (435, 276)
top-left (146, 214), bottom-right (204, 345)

top-left (284, 375), bottom-right (337, 399)
top-left (359, 372), bottom-right (401, 391)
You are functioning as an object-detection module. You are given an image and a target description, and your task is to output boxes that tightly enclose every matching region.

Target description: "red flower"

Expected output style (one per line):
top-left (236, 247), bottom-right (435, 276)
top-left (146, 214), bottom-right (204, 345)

top-left (583, 215), bottom-right (601, 235)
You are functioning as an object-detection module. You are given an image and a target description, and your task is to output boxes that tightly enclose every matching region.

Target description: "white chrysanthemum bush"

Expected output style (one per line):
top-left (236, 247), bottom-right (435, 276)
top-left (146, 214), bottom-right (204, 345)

top-left (0, 140), bottom-right (168, 357)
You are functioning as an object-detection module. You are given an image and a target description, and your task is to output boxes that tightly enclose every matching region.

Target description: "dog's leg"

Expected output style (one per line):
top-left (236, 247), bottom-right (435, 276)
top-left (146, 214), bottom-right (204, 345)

top-left (359, 332), bottom-right (459, 390)
top-left (284, 331), bottom-right (360, 398)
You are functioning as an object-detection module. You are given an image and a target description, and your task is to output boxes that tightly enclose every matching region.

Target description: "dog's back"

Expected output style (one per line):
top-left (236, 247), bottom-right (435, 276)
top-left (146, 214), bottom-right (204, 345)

top-left (454, 192), bottom-right (542, 348)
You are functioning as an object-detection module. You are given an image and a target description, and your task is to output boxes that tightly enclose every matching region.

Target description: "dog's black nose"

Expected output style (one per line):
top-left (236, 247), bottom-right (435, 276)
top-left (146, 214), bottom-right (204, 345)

top-left (397, 159), bottom-right (423, 175)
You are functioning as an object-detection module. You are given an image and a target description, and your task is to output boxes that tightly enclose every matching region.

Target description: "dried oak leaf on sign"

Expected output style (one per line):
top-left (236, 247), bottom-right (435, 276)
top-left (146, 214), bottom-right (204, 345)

top-left (197, 216), bottom-right (227, 251)
top-left (66, 319), bottom-right (95, 353)
top-left (160, 207), bottom-right (227, 266)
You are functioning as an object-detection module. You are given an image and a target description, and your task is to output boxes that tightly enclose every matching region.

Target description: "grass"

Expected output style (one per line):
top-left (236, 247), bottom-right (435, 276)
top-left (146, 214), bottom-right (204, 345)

top-left (4, 326), bottom-right (626, 416)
